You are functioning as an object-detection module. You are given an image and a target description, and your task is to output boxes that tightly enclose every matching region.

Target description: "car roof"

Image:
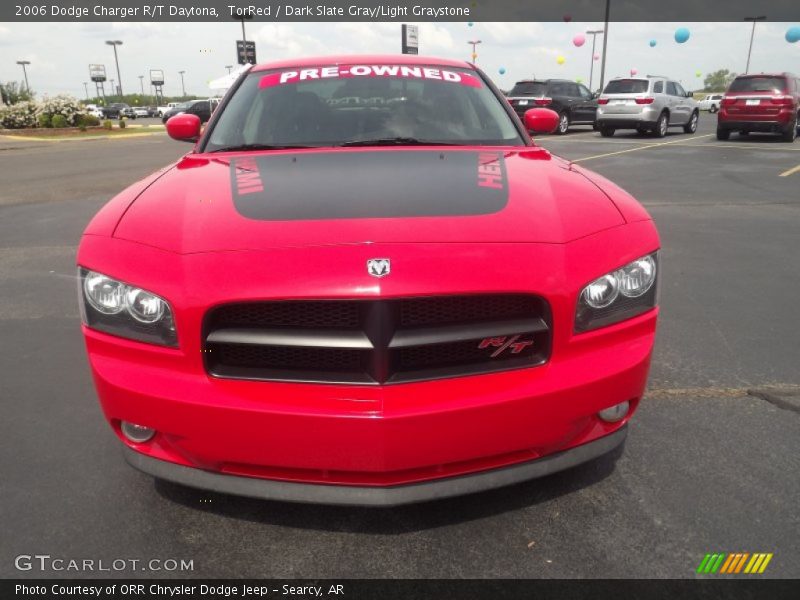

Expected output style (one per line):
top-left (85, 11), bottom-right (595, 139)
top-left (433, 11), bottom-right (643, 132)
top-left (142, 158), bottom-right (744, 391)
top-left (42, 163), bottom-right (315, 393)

top-left (733, 72), bottom-right (797, 79)
top-left (250, 54), bottom-right (474, 72)
top-left (512, 79), bottom-right (571, 83)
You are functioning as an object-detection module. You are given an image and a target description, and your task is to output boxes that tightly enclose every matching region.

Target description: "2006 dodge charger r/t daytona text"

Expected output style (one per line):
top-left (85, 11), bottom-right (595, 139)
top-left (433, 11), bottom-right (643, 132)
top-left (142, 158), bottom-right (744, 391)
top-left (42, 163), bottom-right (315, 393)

top-left (77, 55), bottom-right (660, 505)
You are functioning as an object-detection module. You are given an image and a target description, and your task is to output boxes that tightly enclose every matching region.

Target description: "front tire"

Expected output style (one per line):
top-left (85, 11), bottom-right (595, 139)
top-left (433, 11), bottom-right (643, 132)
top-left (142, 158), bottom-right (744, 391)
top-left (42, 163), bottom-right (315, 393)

top-left (781, 117), bottom-right (798, 142)
top-left (599, 125), bottom-right (615, 137)
top-left (654, 112), bottom-right (669, 138)
top-left (556, 112), bottom-right (570, 135)
top-left (683, 111), bottom-right (699, 134)
top-left (716, 128), bottom-right (730, 140)
top-left (710, 105), bottom-right (718, 114)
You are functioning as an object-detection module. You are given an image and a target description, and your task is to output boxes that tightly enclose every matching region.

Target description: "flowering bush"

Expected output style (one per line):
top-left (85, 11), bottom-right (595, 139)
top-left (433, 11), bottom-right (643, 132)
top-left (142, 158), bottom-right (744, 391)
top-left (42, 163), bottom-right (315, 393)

top-left (37, 95), bottom-right (84, 126)
top-left (0, 101), bottom-right (39, 129)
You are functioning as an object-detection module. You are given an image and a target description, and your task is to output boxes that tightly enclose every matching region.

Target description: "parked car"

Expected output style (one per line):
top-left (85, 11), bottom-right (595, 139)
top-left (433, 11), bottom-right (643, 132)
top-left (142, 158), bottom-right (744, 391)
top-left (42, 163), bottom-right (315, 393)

top-left (716, 72), bottom-right (799, 142)
top-left (102, 103), bottom-right (136, 119)
top-left (160, 101), bottom-right (192, 123)
top-left (596, 76), bottom-right (699, 137)
top-left (698, 94), bottom-right (724, 113)
top-left (132, 107), bottom-right (150, 118)
top-left (157, 102), bottom-right (182, 117)
top-left (84, 104), bottom-right (105, 120)
top-left (78, 55), bottom-right (660, 506)
top-left (506, 78), bottom-right (598, 134)
top-left (162, 99), bottom-right (217, 124)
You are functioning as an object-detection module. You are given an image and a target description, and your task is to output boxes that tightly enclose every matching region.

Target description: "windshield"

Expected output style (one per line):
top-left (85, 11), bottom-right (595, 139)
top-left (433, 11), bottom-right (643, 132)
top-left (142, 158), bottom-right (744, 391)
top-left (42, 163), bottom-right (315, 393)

top-left (509, 81), bottom-right (547, 96)
top-left (603, 79), bottom-right (650, 94)
top-left (204, 64), bottom-right (523, 150)
top-left (729, 77), bottom-right (787, 93)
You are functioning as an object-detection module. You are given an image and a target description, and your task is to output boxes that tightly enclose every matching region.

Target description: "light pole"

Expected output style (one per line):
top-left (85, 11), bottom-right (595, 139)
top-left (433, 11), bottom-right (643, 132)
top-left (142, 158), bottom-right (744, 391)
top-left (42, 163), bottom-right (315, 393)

top-left (744, 16), bottom-right (766, 74)
top-left (138, 75), bottom-right (144, 95)
top-left (178, 71), bottom-right (186, 97)
top-left (110, 78), bottom-right (115, 98)
top-left (225, 65), bottom-right (233, 74)
top-left (105, 40), bottom-right (123, 98)
top-left (83, 82), bottom-right (89, 101)
top-left (16, 60), bottom-right (31, 93)
top-left (599, 0), bottom-right (611, 93)
top-left (467, 40), bottom-right (482, 64)
top-left (586, 29), bottom-right (604, 92)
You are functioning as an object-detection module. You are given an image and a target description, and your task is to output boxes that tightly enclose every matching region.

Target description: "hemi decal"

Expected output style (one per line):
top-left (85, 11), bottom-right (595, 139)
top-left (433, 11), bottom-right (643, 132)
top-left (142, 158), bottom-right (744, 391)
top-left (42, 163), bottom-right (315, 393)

top-left (260, 65), bottom-right (482, 89)
top-left (233, 157), bottom-right (264, 195)
top-left (478, 152), bottom-right (505, 190)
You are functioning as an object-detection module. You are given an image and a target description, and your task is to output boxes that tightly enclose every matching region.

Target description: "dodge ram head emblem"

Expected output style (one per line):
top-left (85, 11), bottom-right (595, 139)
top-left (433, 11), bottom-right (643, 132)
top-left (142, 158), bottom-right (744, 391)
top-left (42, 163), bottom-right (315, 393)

top-left (367, 258), bottom-right (391, 278)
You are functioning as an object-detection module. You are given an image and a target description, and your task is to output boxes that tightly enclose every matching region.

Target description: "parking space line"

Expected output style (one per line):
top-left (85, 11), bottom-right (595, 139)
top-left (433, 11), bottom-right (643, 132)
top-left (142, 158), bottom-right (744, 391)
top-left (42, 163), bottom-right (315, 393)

top-left (779, 164), bottom-right (800, 177)
top-left (570, 134), bottom-right (713, 163)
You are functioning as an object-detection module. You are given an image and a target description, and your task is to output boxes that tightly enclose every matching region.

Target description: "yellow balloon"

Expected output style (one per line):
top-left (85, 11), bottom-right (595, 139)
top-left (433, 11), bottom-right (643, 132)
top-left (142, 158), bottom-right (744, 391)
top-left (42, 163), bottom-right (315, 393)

top-left (556, 55), bottom-right (566, 65)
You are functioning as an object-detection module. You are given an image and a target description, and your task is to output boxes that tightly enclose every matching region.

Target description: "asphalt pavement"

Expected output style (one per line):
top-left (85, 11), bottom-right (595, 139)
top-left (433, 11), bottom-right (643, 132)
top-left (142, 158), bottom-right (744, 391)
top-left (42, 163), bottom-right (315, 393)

top-left (1, 117), bottom-right (798, 579)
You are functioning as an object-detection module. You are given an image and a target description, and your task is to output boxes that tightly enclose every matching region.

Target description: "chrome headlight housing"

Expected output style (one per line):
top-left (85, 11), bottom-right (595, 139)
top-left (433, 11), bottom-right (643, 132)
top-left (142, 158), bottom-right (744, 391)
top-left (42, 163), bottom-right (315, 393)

top-left (78, 268), bottom-right (178, 346)
top-left (575, 252), bottom-right (659, 333)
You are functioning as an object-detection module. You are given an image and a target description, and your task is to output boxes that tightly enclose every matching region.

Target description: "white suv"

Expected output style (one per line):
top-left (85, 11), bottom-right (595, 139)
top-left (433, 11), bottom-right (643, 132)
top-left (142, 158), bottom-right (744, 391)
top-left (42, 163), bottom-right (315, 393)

top-left (596, 76), bottom-right (699, 137)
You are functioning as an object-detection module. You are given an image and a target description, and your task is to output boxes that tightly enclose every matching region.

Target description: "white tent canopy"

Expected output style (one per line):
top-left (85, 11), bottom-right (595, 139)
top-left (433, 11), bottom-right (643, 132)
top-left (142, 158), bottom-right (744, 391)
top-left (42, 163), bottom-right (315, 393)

top-left (208, 64), bottom-right (250, 93)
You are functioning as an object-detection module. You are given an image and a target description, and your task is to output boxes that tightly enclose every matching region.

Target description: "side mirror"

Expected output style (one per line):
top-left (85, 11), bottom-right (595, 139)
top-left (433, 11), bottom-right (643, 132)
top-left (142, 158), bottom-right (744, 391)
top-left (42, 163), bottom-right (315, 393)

top-left (592, 91), bottom-right (601, 99)
top-left (166, 113), bottom-right (202, 143)
top-left (686, 91), bottom-right (694, 98)
top-left (524, 108), bottom-right (560, 135)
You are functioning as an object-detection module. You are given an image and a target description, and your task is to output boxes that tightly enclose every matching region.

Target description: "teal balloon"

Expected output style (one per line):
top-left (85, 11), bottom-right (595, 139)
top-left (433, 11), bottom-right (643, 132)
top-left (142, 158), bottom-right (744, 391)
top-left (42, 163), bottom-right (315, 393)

top-left (468, 21), bottom-right (474, 27)
top-left (674, 28), bottom-right (690, 44)
top-left (786, 26), bottom-right (800, 43)
top-left (649, 39), bottom-right (657, 47)
top-left (498, 67), bottom-right (506, 75)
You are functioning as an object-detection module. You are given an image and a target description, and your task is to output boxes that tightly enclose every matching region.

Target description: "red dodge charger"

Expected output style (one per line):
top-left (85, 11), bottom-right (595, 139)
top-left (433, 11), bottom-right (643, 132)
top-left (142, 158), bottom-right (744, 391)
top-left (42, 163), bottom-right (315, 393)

top-left (77, 56), bottom-right (660, 505)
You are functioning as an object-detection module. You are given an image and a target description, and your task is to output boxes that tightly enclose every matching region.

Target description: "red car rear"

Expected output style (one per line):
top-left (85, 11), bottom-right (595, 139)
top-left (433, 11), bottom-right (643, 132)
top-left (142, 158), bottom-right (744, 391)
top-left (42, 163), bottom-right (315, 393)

top-left (717, 72), bottom-right (800, 142)
top-left (77, 55), bottom-right (660, 505)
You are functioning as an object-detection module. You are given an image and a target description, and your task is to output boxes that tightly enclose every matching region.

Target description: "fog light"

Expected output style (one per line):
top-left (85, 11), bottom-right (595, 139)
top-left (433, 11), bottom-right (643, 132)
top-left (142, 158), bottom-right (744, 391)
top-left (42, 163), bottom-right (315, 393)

top-left (121, 421), bottom-right (155, 443)
top-left (598, 401), bottom-right (630, 423)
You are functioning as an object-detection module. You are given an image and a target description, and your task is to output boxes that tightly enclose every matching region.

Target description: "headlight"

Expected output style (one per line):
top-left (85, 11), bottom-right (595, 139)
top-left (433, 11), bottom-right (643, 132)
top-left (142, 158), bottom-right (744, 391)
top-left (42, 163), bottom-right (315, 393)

top-left (78, 268), bottom-right (178, 347)
top-left (575, 252), bottom-right (659, 333)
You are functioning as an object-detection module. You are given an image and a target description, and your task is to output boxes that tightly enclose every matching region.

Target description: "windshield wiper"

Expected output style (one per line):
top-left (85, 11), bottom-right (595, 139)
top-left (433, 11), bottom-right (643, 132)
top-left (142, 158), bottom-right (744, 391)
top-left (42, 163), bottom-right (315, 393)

top-left (210, 143), bottom-right (314, 153)
top-left (339, 137), bottom-right (460, 147)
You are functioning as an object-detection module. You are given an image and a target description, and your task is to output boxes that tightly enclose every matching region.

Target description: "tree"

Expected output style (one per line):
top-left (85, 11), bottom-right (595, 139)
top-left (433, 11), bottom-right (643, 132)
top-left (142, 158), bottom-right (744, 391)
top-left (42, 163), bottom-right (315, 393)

top-left (0, 81), bottom-right (35, 105)
top-left (703, 69), bottom-right (737, 92)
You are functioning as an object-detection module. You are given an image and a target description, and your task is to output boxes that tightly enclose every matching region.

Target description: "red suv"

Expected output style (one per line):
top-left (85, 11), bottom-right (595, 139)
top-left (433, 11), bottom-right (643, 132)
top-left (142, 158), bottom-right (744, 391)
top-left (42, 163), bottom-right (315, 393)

top-left (717, 73), bottom-right (800, 142)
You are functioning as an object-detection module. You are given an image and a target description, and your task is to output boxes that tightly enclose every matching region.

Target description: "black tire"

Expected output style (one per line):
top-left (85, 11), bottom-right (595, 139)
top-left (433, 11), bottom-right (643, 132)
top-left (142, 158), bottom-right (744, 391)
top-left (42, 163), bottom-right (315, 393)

top-left (781, 117), bottom-right (798, 142)
top-left (654, 112), bottom-right (668, 138)
top-left (635, 125), bottom-right (649, 136)
top-left (599, 126), bottom-right (615, 137)
top-left (716, 128), bottom-right (730, 140)
top-left (710, 105), bottom-right (718, 114)
top-left (556, 112), bottom-right (570, 135)
top-left (739, 131), bottom-right (749, 136)
top-left (683, 111), bottom-right (699, 134)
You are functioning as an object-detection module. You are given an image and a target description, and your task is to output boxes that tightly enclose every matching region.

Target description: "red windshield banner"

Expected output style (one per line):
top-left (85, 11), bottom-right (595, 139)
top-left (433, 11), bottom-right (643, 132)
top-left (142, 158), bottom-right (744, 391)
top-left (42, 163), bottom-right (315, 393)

top-left (259, 65), bottom-right (483, 89)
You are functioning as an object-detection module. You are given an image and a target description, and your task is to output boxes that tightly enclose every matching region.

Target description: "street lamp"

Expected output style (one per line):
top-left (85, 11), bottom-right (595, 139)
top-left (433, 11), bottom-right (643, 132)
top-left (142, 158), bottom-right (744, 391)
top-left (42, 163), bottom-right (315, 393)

top-left (16, 60), bottom-right (31, 93)
top-left (83, 82), bottom-right (89, 101)
top-left (467, 40), bottom-right (482, 64)
top-left (599, 0), bottom-right (611, 93)
top-left (138, 75), bottom-right (144, 95)
top-left (744, 16), bottom-right (766, 74)
top-left (105, 40), bottom-right (123, 98)
top-left (586, 29), bottom-right (604, 92)
top-left (178, 70), bottom-right (186, 97)
top-left (225, 65), bottom-right (233, 74)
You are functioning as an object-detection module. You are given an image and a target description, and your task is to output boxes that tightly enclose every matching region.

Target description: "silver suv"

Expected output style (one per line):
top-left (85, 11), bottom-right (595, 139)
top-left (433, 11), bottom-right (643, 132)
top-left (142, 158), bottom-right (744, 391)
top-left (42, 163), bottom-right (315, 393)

top-left (596, 76), bottom-right (699, 137)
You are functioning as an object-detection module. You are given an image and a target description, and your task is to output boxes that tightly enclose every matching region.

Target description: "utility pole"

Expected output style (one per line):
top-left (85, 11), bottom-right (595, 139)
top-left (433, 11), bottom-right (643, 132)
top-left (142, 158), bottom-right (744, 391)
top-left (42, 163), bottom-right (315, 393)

top-left (744, 16), bottom-right (766, 74)
top-left (16, 60), bottom-right (31, 93)
top-left (178, 71), bottom-right (186, 97)
top-left (467, 40), bottom-right (482, 64)
top-left (225, 65), bottom-right (233, 74)
top-left (586, 29), bottom-right (604, 92)
top-left (138, 75), bottom-right (144, 95)
top-left (83, 82), bottom-right (89, 101)
top-left (599, 0), bottom-right (610, 93)
top-left (105, 40), bottom-right (123, 97)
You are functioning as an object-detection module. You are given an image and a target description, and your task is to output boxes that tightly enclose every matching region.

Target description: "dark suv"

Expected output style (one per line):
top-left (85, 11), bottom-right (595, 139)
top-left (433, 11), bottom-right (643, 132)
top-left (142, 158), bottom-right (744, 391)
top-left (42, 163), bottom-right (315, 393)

top-left (506, 79), bottom-right (598, 134)
top-left (162, 99), bottom-right (218, 124)
top-left (717, 73), bottom-right (800, 142)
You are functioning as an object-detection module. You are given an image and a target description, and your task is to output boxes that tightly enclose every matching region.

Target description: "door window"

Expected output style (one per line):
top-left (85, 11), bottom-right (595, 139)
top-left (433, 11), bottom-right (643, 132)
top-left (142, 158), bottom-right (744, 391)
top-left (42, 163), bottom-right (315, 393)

top-left (666, 82), bottom-right (678, 96)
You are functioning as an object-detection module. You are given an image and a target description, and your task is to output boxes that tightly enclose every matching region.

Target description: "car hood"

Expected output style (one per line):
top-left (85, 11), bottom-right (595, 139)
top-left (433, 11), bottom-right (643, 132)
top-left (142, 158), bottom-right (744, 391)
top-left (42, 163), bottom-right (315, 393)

top-left (113, 147), bottom-right (626, 253)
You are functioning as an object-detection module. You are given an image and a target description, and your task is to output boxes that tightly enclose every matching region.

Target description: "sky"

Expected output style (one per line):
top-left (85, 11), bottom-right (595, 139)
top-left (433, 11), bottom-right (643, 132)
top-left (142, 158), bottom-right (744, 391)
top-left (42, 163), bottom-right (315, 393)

top-left (1, 20), bottom-right (799, 99)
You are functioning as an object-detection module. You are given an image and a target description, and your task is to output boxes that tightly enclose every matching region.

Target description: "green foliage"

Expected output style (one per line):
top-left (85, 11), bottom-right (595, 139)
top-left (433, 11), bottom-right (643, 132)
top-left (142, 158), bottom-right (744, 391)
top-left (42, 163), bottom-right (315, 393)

top-left (51, 114), bottom-right (67, 128)
top-left (103, 120), bottom-right (113, 130)
top-left (703, 69), bottom-right (737, 92)
top-left (0, 81), bottom-right (35, 105)
top-left (38, 113), bottom-right (52, 128)
top-left (118, 118), bottom-right (126, 129)
top-left (77, 114), bottom-right (100, 127)
top-left (0, 101), bottom-right (39, 129)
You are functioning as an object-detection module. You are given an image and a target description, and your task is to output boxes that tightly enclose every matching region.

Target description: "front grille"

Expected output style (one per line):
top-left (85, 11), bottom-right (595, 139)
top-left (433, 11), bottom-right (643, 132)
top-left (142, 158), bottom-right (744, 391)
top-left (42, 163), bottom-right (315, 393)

top-left (204, 295), bottom-right (551, 385)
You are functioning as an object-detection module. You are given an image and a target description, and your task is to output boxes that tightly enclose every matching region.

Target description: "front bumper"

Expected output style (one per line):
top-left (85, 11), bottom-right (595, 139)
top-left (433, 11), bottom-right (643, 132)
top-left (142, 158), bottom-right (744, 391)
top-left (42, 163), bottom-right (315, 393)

top-left (125, 426), bottom-right (627, 506)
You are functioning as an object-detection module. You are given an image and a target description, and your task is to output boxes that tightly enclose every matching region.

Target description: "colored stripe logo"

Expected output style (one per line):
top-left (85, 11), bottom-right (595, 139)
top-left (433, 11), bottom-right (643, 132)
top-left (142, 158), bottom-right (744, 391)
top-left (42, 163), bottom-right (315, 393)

top-left (697, 553), bottom-right (773, 574)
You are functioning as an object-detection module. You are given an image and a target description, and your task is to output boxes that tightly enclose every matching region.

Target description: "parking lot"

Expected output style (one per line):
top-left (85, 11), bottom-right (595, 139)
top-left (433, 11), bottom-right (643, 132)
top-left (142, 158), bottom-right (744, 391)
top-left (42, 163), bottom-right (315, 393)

top-left (1, 114), bottom-right (798, 578)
